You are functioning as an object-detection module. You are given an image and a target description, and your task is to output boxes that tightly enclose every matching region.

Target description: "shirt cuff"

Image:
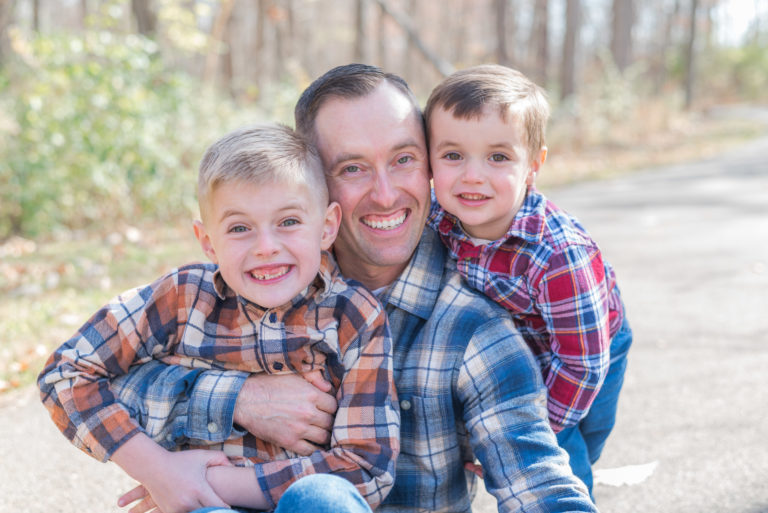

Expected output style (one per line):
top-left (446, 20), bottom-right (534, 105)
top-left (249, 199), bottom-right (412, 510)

top-left (186, 370), bottom-right (248, 442)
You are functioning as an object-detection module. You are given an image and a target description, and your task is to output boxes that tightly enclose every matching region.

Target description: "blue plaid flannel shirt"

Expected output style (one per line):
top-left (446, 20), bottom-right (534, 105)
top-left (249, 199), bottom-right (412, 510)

top-left (114, 229), bottom-right (595, 513)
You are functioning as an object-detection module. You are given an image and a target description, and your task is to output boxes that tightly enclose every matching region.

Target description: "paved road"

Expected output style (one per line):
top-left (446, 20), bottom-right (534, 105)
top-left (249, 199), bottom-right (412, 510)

top-left (2, 134), bottom-right (767, 513)
top-left (475, 133), bottom-right (768, 513)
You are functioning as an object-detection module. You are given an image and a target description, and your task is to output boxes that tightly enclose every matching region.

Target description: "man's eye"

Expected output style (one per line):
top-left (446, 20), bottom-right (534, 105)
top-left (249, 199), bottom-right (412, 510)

top-left (281, 218), bottom-right (299, 227)
top-left (343, 165), bottom-right (361, 174)
top-left (229, 225), bottom-right (248, 233)
top-left (444, 152), bottom-right (461, 161)
top-left (490, 153), bottom-right (509, 162)
top-left (396, 155), bottom-right (412, 165)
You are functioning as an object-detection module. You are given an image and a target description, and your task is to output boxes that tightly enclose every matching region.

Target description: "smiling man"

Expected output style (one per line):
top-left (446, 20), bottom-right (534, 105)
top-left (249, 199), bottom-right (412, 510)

top-left (111, 64), bottom-right (597, 513)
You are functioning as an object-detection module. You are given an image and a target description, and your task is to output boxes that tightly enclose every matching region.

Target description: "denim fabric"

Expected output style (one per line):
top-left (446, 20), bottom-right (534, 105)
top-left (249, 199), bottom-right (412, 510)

top-left (556, 316), bottom-right (633, 497)
top-left (190, 474), bottom-right (372, 513)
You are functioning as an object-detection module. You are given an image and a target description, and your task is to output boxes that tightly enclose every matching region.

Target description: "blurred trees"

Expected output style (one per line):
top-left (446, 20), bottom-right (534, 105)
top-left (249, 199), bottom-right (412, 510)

top-left (1, 0), bottom-right (766, 240)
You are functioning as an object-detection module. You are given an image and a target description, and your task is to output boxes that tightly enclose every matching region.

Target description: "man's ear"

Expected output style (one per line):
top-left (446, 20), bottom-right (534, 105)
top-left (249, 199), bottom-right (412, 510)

top-left (193, 220), bottom-right (218, 264)
top-left (320, 201), bottom-right (342, 251)
top-left (527, 147), bottom-right (548, 186)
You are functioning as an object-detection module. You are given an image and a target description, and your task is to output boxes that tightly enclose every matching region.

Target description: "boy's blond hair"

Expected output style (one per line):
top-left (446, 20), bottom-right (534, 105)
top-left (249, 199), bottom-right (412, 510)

top-left (198, 124), bottom-right (327, 220)
top-left (424, 64), bottom-right (550, 162)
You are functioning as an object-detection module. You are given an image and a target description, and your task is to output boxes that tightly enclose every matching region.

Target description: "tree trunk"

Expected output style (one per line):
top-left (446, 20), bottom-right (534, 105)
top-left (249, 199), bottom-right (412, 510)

top-left (32, 0), bottom-right (40, 31)
top-left (354, 0), bottom-right (367, 62)
top-left (496, 0), bottom-right (510, 66)
top-left (80, 0), bottom-right (88, 29)
top-left (560, 0), bottom-right (581, 100)
top-left (131, 0), bottom-right (157, 36)
top-left (611, 0), bottom-right (634, 72)
top-left (684, 0), bottom-right (699, 109)
top-left (204, 0), bottom-right (236, 85)
top-left (377, 1), bottom-right (387, 68)
top-left (372, 0), bottom-right (453, 77)
top-left (0, 0), bottom-right (12, 64)
top-left (530, 0), bottom-right (549, 84)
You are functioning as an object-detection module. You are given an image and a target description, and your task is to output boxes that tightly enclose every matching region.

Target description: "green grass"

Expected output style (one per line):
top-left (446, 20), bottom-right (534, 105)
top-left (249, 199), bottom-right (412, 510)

top-left (0, 222), bottom-right (201, 391)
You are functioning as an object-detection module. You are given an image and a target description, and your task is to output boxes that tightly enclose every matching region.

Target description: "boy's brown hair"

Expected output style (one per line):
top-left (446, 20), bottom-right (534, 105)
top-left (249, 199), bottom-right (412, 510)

top-left (197, 124), bottom-right (327, 221)
top-left (424, 64), bottom-right (550, 162)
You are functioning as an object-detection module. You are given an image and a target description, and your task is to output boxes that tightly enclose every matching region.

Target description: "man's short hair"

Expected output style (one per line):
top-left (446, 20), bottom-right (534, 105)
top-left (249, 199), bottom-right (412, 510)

top-left (294, 63), bottom-right (423, 147)
top-left (424, 64), bottom-right (550, 161)
top-left (198, 124), bottom-right (327, 218)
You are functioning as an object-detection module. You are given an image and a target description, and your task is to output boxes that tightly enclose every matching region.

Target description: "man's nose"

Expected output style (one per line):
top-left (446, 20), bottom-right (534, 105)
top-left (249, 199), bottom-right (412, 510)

top-left (369, 169), bottom-right (398, 206)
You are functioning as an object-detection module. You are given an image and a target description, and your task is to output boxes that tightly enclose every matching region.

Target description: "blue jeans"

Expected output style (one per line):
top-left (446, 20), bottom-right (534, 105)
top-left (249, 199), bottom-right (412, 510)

top-left (191, 474), bottom-right (372, 513)
top-left (556, 316), bottom-right (633, 498)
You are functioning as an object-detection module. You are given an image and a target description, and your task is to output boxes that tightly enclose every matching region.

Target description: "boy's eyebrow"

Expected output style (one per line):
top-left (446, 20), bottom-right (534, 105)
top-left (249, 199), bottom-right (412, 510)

top-left (433, 139), bottom-right (518, 152)
top-left (218, 202), bottom-right (308, 222)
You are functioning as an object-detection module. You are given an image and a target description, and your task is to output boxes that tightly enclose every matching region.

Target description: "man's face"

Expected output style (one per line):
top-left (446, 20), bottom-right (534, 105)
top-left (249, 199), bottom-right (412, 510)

top-left (312, 82), bottom-right (430, 289)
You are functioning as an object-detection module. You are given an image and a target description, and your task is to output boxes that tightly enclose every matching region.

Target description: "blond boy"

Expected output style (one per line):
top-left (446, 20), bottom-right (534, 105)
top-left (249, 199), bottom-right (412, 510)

top-left (38, 124), bottom-right (399, 512)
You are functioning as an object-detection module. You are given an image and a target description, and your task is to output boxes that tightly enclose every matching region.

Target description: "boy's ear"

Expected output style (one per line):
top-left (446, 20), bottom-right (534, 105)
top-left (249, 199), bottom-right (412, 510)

top-left (320, 201), bottom-right (342, 251)
top-left (527, 147), bottom-right (548, 186)
top-left (193, 220), bottom-right (218, 264)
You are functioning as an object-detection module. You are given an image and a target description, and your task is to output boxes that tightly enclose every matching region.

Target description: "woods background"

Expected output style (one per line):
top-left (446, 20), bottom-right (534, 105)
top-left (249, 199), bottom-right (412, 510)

top-left (0, 0), bottom-right (767, 390)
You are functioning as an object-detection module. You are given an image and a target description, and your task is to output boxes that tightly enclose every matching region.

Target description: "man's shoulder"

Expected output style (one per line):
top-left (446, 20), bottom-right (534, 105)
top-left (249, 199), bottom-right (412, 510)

top-left (432, 262), bottom-right (524, 342)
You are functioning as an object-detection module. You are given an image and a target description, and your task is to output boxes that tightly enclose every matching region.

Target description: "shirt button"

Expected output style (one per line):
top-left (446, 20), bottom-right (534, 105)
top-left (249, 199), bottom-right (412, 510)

top-left (207, 422), bottom-right (219, 433)
top-left (273, 361), bottom-right (284, 371)
top-left (269, 312), bottom-right (277, 323)
top-left (400, 399), bottom-right (412, 411)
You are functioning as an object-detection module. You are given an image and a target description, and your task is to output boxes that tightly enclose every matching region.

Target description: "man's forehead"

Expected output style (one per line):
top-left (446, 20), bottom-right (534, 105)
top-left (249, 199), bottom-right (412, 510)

top-left (314, 87), bottom-right (424, 153)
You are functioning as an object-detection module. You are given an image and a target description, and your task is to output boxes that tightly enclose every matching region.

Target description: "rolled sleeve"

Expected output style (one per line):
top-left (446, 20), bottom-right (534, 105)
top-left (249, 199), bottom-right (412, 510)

top-left (186, 369), bottom-right (248, 442)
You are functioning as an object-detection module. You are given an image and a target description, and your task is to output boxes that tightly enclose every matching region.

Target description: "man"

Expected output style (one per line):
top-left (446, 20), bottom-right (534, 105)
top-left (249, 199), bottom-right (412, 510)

top-left (115, 64), bottom-right (597, 512)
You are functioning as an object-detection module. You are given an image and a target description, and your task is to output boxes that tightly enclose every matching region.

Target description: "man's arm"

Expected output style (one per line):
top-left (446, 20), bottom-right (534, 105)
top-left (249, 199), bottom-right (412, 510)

top-left (459, 316), bottom-right (598, 512)
top-left (112, 361), bottom-right (337, 454)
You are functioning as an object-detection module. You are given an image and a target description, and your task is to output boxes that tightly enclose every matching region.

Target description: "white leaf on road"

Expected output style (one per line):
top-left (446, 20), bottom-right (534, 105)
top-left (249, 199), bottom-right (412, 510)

top-left (594, 461), bottom-right (658, 487)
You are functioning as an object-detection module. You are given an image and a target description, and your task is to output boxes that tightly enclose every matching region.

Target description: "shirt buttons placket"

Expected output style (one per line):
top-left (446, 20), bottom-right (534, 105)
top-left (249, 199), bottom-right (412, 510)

top-left (400, 399), bottom-right (412, 411)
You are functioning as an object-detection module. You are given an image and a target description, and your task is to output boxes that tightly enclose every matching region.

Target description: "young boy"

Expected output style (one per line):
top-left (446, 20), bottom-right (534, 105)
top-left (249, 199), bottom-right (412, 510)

top-left (424, 64), bottom-right (632, 495)
top-left (38, 124), bottom-right (400, 512)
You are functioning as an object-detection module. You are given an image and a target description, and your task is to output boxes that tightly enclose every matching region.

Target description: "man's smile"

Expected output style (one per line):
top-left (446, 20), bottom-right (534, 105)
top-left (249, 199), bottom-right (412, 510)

top-left (361, 209), bottom-right (408, 230)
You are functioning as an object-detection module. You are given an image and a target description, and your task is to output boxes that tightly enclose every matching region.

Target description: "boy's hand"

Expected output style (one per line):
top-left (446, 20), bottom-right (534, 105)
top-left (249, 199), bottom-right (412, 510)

top-left (233, 372), bottom-right (337, 455)
top-left (117, 449), bottom-right (231, 513)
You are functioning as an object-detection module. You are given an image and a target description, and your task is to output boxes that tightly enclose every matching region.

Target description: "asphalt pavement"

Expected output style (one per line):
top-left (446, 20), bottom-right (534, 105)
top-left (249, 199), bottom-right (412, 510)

top-left (2, 132), bottom-right (767, 513)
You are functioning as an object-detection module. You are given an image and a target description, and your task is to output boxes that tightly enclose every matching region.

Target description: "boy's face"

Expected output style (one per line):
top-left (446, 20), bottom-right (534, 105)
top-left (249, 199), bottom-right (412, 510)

top-left (429, 105), bottom-right (545, 241)
top-left (195, 179), bottom-right (340, 309)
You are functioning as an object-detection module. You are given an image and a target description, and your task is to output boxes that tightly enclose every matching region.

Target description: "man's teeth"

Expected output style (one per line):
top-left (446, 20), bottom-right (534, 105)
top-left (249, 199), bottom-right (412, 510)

top-left (362, 212), bottom-right (407, 230)
top-left (251, 266), bottom-right (290, 280)
top-left (460, 193), bottom-right (487, 200)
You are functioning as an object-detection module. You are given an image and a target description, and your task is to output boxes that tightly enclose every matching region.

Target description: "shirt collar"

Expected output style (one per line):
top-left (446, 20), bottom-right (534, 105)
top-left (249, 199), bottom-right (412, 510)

top-left (435, 187), bottom-right (547, 248)
top-left (380, 228), bottom-right (445, 320)
top-left (211, 251), bottom-right (338, 313)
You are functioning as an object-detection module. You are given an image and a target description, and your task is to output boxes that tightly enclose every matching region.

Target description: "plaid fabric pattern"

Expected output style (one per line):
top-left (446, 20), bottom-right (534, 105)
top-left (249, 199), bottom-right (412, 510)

top-left (427, 187), bottom-right (625, 431)
top-left (377, 229), bottom-right (595, 512)
top-left (38, 252), bottom-right (400, 509)
top-left (103, 231), bottom-right (596, 512)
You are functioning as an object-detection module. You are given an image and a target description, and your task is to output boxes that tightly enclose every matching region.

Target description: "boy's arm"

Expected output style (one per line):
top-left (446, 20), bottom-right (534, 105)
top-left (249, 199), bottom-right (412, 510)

top-left (460, 317), bottom-right (597, 512)
top-left (37, 275), bottom-right (183, 461)
top-left (534, 244), bottom-right (612, 431)
top-left (111, 432), bottom-right (232, 513)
